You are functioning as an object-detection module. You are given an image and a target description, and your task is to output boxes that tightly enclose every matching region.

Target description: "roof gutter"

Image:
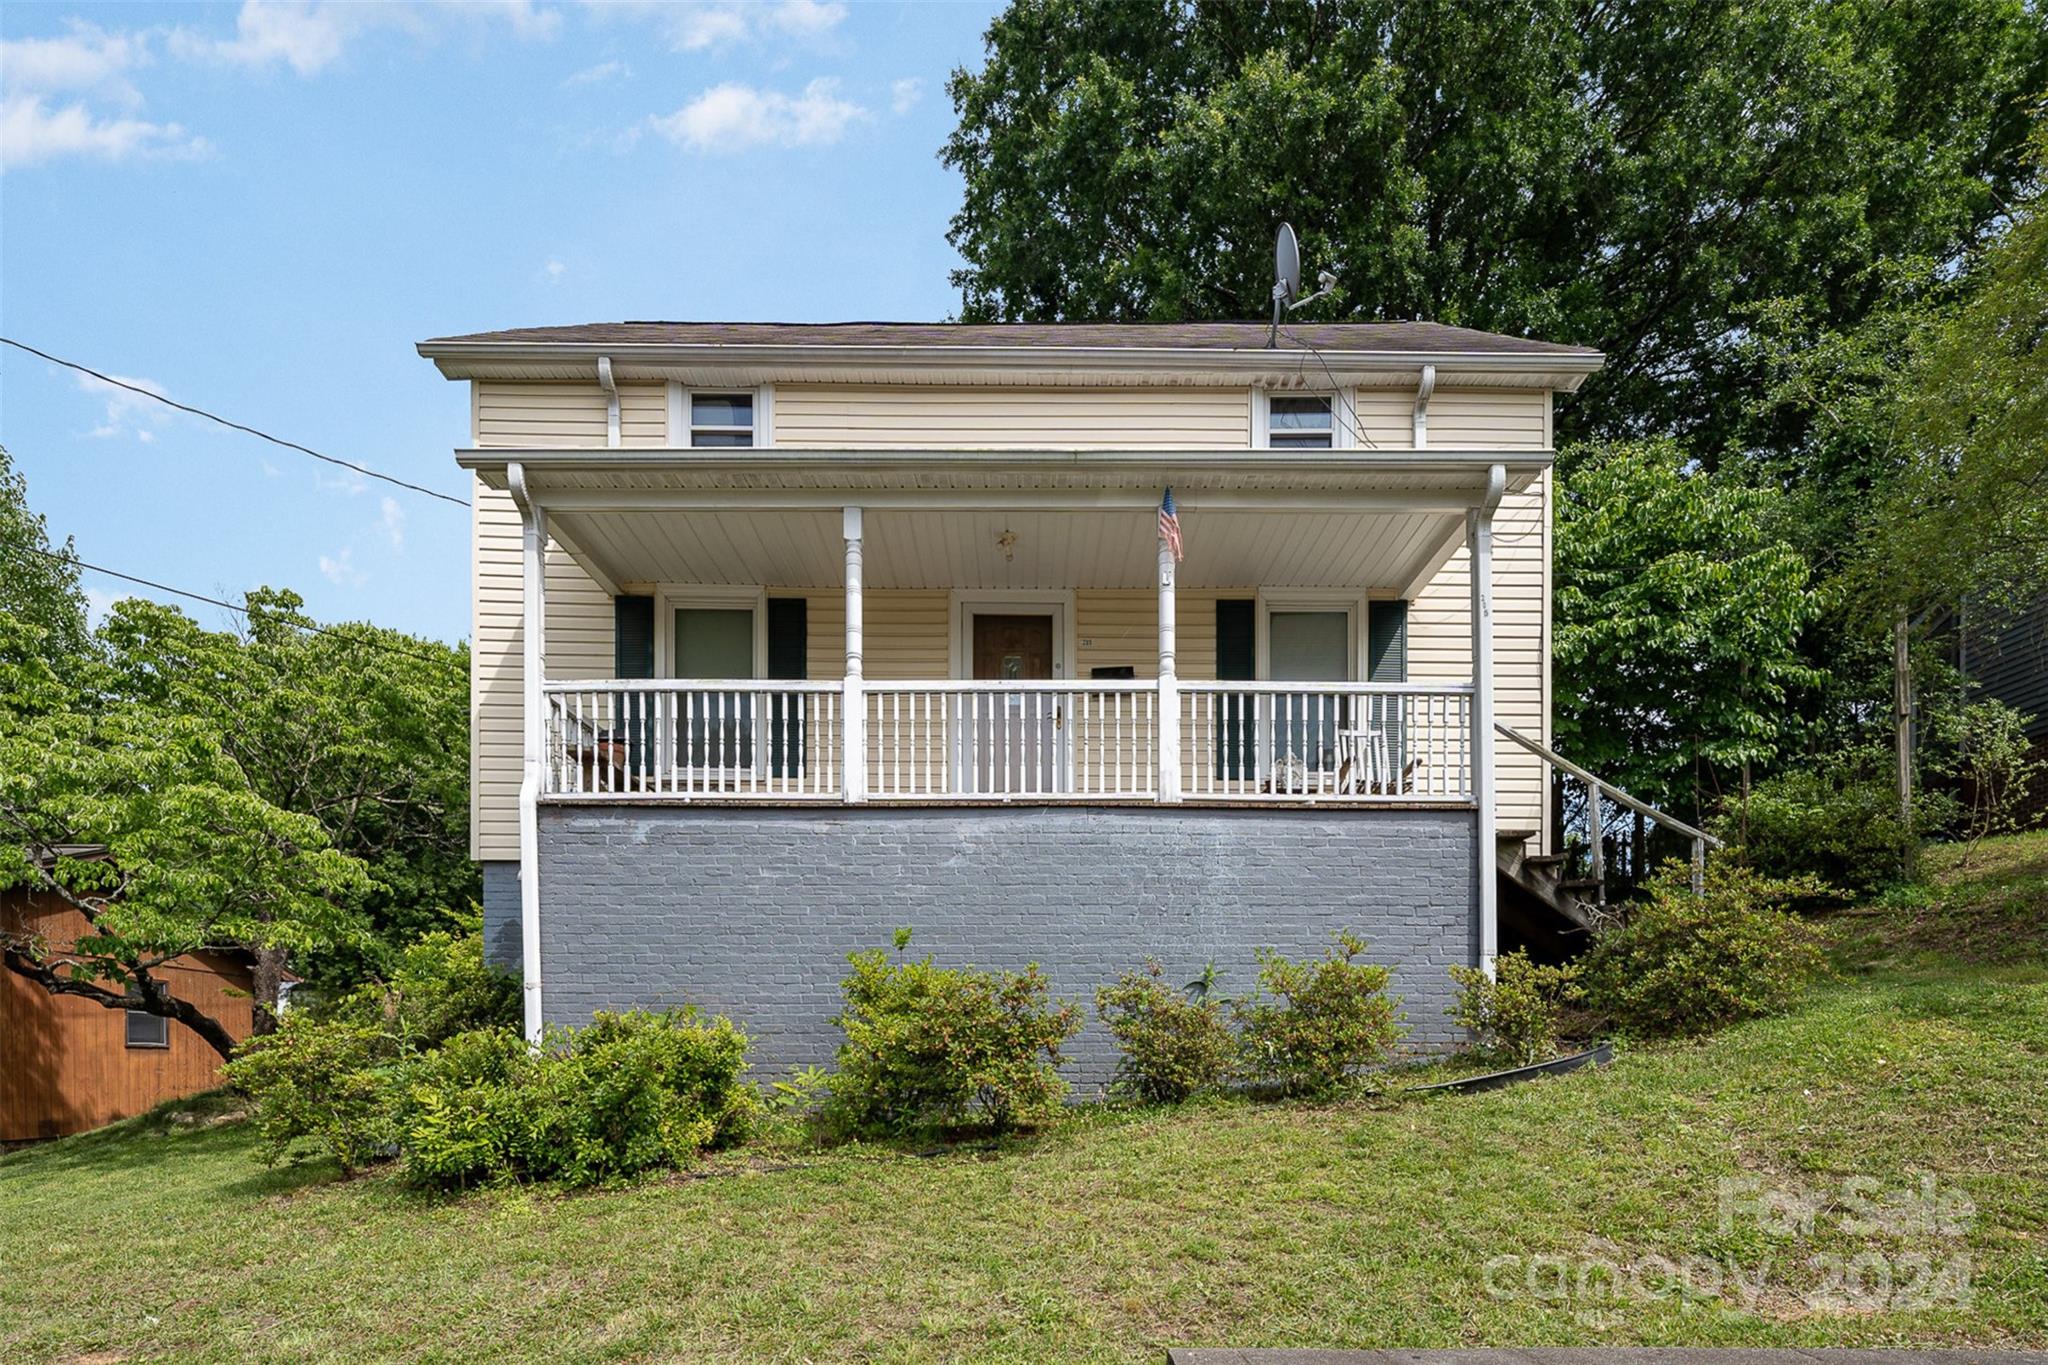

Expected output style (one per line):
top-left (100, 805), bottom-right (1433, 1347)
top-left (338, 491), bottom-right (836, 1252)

top-left (454, 446), bottom-right (1555, 476)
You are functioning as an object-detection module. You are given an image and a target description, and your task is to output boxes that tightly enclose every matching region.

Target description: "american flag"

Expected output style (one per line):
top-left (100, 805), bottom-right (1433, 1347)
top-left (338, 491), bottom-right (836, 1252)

top-left (1158, 487), bottom-right (1184, 562)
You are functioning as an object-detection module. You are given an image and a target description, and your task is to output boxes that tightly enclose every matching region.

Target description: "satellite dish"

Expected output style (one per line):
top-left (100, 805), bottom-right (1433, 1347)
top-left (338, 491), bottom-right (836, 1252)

top-left (1274, 222), bottom-right (1301, 304)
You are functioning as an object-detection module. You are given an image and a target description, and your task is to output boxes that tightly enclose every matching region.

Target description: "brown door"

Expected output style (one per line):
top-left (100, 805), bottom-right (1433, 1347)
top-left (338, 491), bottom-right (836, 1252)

top-left (970, 614), bottom-right (1057, 792)
top-left (972, 615), bottom-right (1054, 682)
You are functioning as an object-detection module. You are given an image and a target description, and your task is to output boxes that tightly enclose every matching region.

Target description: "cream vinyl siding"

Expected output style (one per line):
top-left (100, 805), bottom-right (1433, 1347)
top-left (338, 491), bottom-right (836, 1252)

top-left (1429, 389), bottom-right (1549, 449)
top-left (1411, 472), bottom-right (1551, 843)
top-left (467, 378), bottom-right (1555, 849)
top-left (1075, 589), bottom-right (1226, 680)
top-left (774, 386), bottom-right (1252, 448)
top-left (1346, 392), bottom-right (1415, 449)
top-left (470, 386), bottom-right (619, 859)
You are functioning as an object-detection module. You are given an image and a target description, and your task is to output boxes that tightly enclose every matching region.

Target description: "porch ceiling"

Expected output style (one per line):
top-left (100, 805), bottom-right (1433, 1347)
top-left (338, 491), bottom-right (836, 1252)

top-left (484, 448), bottom-right (1532, 595)
top-left (550, 506), bottom-right (1468, 593)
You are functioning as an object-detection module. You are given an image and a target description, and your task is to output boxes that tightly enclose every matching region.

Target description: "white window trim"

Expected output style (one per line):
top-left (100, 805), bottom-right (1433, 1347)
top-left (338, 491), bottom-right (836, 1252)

top-left (947, 590), bottom-right (1077, 681)
top-left (666, 384), bottom-right (769, 449)
top-left (1254, 590), bottom-right (1364, 680)
top-left (1253, 387), bottom-right (1355, 450)
top-left (653, 586), bottom-right (770, 780)
top-left (654, 585), bottom-right (769, 681)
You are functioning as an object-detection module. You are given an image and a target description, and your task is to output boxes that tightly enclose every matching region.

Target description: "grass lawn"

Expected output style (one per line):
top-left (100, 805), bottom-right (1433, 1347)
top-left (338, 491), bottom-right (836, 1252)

top-left (4, 835), bottom-right (2046, 1362)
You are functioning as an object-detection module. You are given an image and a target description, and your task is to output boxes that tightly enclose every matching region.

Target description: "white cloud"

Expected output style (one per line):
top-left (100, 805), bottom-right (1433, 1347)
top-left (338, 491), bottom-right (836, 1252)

top-left (2, 3), bottom-right (557, 169)
top-left (762, 0), bottom-right (846, 39)
top-left (0, 21), bottom-right (150, 103)
top-left (563, 58), bottom-right (629, 87)
top-left (314, 469), bottom-right (368, 497)
top-left (169, 1), bottom-right (558, 76)
top-left (1, 95), bottom-right (209, 170)
top-left (74, 370), bottom-right (174, 441)
top-left (890, 77), bottom-right (923, 115)
top-left (542, 258), bottom-right (567, 283)
top-left (668, 6), bottom-right (749, 51)
top-left (586, 0), bottom-right (844, 52)
top-left (378, 496), bottom-right (406, 552)
top-left (170, 3), bottom-right (381, 75)
top-left (648, 78), bottom-right (864, 153)
top-left (318, 548), bottom-right (366, 587)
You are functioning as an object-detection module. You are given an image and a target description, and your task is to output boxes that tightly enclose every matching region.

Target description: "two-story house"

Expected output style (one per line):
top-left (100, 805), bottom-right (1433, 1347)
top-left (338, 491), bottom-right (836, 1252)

top-left (419, 321), bottom-right (1603, 1087)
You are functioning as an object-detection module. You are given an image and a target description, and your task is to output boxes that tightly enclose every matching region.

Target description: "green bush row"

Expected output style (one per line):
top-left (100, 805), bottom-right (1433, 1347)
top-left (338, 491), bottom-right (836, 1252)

top-left (231, 875), bottom-right (1831, 1187)
top-left (1095, 934), bottom-right (1409, 1104)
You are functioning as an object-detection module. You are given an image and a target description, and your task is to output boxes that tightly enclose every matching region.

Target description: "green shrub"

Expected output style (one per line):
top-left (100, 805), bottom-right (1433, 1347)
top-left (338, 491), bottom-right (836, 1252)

top-left (1447, 950), bottom-right (1584, 1065)
top-left (394, 1010), bottom-right (757, 1190)
top-left (389, 1026), bottom-right (532, 1188)
top-left (223, 1006), bottom-right (394, 1175)
top-left (1094, 960), bottom-right (1236, 1103)
top-left (827, 929), bottom-right (1080, 1137)
top-left (385, 926), bottom-right (520, 1049)
top-left (228, 926), bottom-right (514, 1175)
top-left (1719, 752), bottom-right (1926, 899)
top-left (1582, 859), bottom-right (1831, 1037)
top-left (1233, 933), bottom-right (1404, 1099)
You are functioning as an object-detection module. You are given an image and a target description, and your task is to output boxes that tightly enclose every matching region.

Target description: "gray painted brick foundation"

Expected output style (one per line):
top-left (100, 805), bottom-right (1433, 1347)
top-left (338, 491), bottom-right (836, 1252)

top-left (480, 860), bottom-right (521, 970)
top-left (528, 803), bottom-right (1477, 1095)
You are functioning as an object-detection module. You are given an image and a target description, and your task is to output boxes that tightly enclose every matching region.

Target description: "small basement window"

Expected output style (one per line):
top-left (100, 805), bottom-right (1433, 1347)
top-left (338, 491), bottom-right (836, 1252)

top-left (125, 1009), bottom-right (169, 1049)
top-left (1265, 395), bottom-right (1335, 449)
top-left (689, 393), bottom-right (754, 448)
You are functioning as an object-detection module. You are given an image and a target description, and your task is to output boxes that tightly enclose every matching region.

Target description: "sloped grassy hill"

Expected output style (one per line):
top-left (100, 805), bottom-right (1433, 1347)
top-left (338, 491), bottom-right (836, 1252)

top-left (3, 832), bottom-right (2044, 1362)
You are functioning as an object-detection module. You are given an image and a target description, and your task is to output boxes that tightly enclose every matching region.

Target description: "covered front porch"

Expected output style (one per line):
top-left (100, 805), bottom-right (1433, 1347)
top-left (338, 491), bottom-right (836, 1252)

top-left (474, 448), bottom-right (1524, 819)
top-left (486, 449), bottom-right (1521, 813)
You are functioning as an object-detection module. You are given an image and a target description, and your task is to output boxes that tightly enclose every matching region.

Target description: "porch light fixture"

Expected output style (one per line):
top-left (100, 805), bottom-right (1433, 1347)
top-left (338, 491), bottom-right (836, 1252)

top-left (997, 529), bottom-right (1017, 562)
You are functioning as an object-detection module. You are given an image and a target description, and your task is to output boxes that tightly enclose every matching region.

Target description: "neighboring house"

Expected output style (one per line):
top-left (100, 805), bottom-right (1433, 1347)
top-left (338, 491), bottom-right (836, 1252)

top-left (418, 320), bottom-right (1603, 1087)
top-left (1, 879), bottom-right (257, 1141)
top-left (1961, 595), bottom-right (2048, 742)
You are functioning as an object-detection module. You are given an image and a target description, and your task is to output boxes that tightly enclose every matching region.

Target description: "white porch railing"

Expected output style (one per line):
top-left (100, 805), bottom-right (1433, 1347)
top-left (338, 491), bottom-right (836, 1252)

top-left (541, 679), bottom-right (1472, 804)
top-left (1179, 682), bottom-right (1473, 802)
top-left (865, 680), bottom-right (1160, 800)
top-left (545, 680), bottom-right (842, 799)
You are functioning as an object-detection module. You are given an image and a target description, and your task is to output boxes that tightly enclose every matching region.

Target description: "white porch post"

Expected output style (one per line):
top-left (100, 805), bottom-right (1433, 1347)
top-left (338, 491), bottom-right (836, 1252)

top-left (507, 462), bottom-right (547, 1044)
top-left (842, 506), bottom-right (867, 803)
top-left (1470, 464), bottom-right (1505, 978)
top-left (1157, 534), bottom-right (1182, 803)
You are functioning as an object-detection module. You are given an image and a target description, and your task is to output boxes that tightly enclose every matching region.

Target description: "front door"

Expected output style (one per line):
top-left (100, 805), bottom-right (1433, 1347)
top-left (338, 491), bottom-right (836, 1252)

top-left (969, 614), bottom-right (1056, 793)
top-left (1267, 610), bottom-right (1349, 778)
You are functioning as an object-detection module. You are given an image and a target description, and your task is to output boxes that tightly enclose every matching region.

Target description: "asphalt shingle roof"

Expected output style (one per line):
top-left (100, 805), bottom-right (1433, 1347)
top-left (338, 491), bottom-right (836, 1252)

top-left (420, 320), bottom-right (1598, 357)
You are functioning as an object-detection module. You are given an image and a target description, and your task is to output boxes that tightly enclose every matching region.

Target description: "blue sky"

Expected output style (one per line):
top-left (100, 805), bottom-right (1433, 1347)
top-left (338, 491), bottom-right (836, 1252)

top-left (1, 0), bottom-right (1001, 646)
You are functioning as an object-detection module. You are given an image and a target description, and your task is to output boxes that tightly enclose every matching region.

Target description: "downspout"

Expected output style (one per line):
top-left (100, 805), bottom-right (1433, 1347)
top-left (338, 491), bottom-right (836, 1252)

top-left (1471, 462), bottom-right (1507, 977)
top-left (1412, 364), bottom-right (1436, 449)
top-left (507, 461), bottom-right (546, 1044)
top-left (597, 355), bottom-right (620, 448)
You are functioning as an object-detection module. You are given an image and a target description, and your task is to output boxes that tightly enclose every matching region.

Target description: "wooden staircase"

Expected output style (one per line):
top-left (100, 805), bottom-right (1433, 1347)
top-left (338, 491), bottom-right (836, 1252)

top-left (1492, 725), bottom-right (1725, 953)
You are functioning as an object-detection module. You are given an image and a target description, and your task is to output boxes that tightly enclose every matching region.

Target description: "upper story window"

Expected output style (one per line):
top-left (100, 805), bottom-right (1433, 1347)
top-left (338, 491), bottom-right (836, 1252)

top-left (690, 393), bottom-right (755, 447)
top-left (1266, 395), bottom-right (1335, 448)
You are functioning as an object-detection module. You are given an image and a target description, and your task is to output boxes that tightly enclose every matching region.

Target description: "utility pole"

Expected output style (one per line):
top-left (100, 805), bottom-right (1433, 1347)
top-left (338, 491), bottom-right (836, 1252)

top-left (1894, 608), bottom-right (1914, 829)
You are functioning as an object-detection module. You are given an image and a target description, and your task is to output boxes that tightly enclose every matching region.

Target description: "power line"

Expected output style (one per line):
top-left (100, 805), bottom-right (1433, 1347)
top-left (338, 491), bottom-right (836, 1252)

top-left (1277, 322), bottom-right (1381, 450)
top-left (8, 542), bottom-right (468, 676)
top-left (0, 336), bottom-right (470, 510)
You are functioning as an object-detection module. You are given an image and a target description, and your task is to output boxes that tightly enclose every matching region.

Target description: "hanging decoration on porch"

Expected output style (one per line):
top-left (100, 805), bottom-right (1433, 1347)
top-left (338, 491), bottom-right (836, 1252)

top-left (1158, 487), bottom-right (1184, 562)
top-left (996, 528), bottom-right (1016, 562)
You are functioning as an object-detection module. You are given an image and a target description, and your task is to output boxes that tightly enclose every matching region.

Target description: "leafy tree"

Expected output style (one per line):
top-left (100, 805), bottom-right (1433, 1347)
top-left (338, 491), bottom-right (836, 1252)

top-left (0, 705), bottom-right (371, 1058)
top-left (1553, 441), bottom-right (1824, 817)
top-left (0, 455), bottom-right (472, 1050)
top-left (93, 593), bottom-right (475, 990)
top-left (1859, 144), bottom-right (2048, 624)
top-left (0, 445), bottom-right (91, 674)
top-left (944, 0), bottom-right (2046, 452)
